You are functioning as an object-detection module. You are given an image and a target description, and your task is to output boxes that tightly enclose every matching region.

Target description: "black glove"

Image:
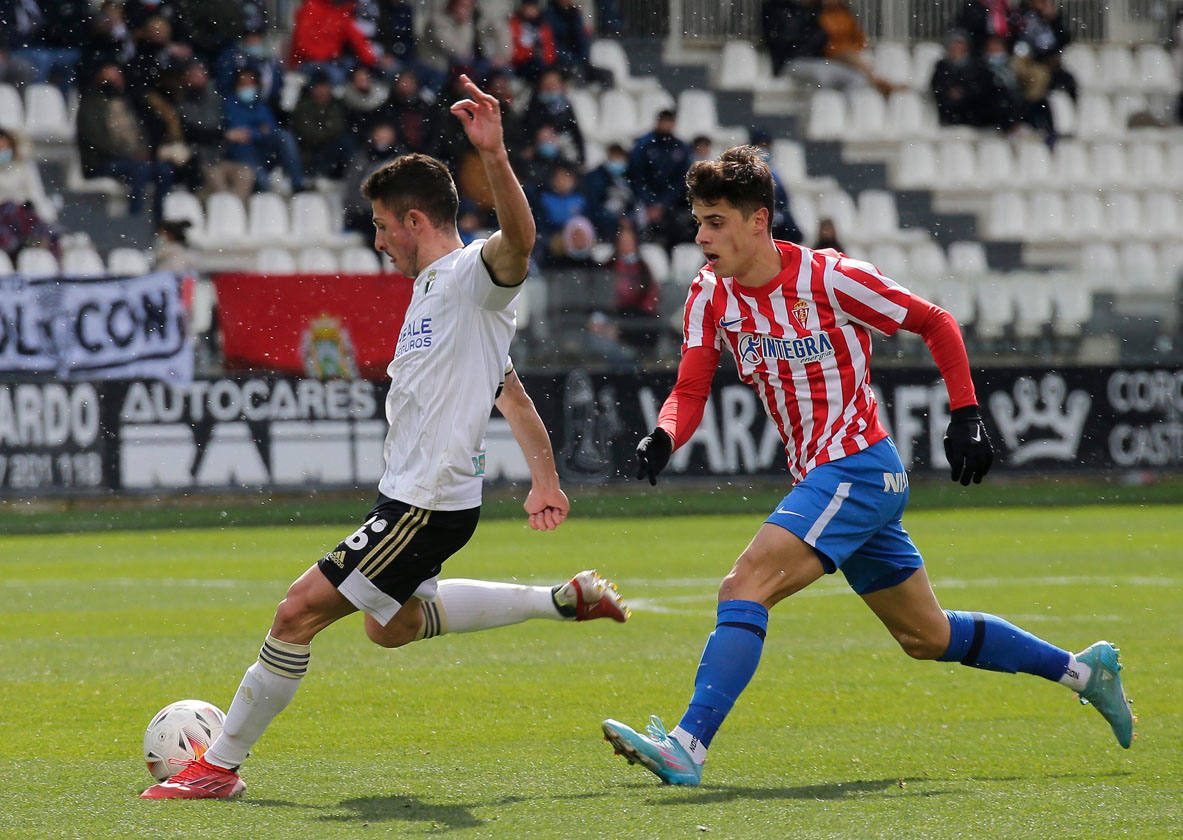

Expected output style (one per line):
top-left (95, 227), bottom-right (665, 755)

top-left (635, 428), bottom-right (673, 486)
top-left (943, 405), bottom-right (993, 486)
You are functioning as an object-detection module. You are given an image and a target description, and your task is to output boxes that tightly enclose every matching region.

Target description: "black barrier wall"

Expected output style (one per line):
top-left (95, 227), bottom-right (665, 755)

top-left (1, 366), bottom-right (1181, 495)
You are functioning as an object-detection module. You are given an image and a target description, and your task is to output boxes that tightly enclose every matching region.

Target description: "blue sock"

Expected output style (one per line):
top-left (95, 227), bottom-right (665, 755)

top-left (677, 600), bottom-right (769, 749)
top-left (939, 610), bottom-right (1069, 681)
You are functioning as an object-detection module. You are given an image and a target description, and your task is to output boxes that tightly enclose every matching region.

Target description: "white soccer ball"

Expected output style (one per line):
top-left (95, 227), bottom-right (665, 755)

top-left (142, 699), bottom-right (226, 781)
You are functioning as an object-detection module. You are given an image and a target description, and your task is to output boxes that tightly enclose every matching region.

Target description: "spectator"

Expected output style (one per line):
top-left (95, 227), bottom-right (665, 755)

top-left (512, 122), bottom-right (567, 203)
top-left (750, 128), bottom-right (803, 243)
top-left (582, 142), bottom-right (636, 240)
top-left (817, 0), bottom-right (900, 94)
top-left (537, 162), bottom-right (587, 241)
top-left (955, 0), bottom-right (1020, 56)
top-left (341, 65), bottom-right (390, 136)
top-left (1013, 0), bottom-right (1076, 101)
top-left (509, 0), bottom-right (557, 82)
top-left (223, 67), bottom-right (307, 192)
top-left (288, 0), bottom-right (379, 86)
top-left (611, 219), bottom-right (660, 353)
top-left (811, 216), bottom-right (844, 252)
top-left (214, 23), bottom-right (284, 118)
top-left (548, 215), bottom-right (601, 267)
top-left (75, 63), bottom-right (175, 220)
top-left (521, 68), bottom-right (585, 166)
top-left (152, 218), bottom-right (198, 272)
top-left (419, 0), bottom-right (510, 82)
top-left (761, 0), bottom-right (827, 76)
top-left (124, 15), bottom-right (193, 113)
top-left (690, 134), bottom-right (714, 164)
top-left (342, 121), bottom-right (405, 233)
top-left (545, 0), bottom-right (600, 83)
top-left (585, 311), bottom-right (637, 373)
top-left (930, 30), bottom-right (989, 127)
top-left (979, 34), bottom-right (1023, 132)
top-left (80, 2), bottom-right (136, 83)
top-left (0, 128), bottom-right (59, 259)
top-left (628, 108), bottom-right (693, 248)
top-left (124, 0), bottom-right (178, 35)
top-left (168, 0), bottom-right (248, 66)
top-left (175, 59), bottom-right (253, 202)
top-left (456, 198), bottom-right (490, 245)
top-left (376, 69), bottom-right (436, 154)
top-left (484, 69), bottom-right (526, 150)
top-left (2, 0), bottom-right (91, 90)
top-left (291, 70), bottom-right (354, 180)
top-left (373, 0), bottom-right (416, 72)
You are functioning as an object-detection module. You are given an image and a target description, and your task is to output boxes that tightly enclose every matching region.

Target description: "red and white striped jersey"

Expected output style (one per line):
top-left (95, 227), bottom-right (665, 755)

top-left (681, 240), bottom-right (913, 481)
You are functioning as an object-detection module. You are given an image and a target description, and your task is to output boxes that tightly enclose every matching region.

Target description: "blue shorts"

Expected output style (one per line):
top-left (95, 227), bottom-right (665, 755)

top-left (765, 437), bottom-right (923, 595)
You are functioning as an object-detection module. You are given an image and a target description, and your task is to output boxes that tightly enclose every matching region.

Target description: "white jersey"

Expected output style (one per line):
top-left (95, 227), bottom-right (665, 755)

top-left (378, 239), bottom-right (519, 510)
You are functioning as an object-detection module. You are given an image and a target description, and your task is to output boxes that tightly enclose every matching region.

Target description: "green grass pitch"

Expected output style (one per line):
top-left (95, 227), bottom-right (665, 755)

top-left (2, 504), bottom-right (1181, 839)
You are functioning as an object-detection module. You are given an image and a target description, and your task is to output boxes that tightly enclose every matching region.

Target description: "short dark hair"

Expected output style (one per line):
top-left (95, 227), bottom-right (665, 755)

top-left (361, 153), bottom-right (459, 229)
top-left (685, 145), bottom-right (773, 220)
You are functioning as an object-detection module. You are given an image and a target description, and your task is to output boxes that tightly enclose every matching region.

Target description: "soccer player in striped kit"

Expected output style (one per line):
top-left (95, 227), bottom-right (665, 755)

top-left (141, 75), bottom-right (629, 800)
top-left (601, 146), bottom-right (1134, 786)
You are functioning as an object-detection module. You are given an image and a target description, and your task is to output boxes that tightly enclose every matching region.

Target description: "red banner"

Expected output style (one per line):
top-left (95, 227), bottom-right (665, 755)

top-left (212, 272), bottom-right (414, 380)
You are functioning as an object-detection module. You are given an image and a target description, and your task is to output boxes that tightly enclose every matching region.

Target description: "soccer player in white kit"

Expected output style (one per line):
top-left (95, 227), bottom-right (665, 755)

top-left (600, 146), bottom-right (1134, 786)
top-left (141, 75), bottom-right (628, 800)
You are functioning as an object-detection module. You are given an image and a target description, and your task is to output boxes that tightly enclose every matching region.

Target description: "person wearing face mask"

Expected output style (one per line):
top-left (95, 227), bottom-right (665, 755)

top-left (174, 59), bottom-right (254, 202)
top-left (0, 127), bottom-right (60, 261)
top-left (978, 34), bottom-right (1023, 132)
top-left (223, 67), bottom-right (308, 192)
top-left (521, 68), bottom-right (584, 166)
top-left (627, 108), bottom-right (693, 250)
top-left (76, 62), bottom-right (175, 221)
top-left (582, 142), bottom-right (637, 241)
top-left (930, 30), bottom-right (989, 127)
top-left (214, 24), bottom-right (284, 118)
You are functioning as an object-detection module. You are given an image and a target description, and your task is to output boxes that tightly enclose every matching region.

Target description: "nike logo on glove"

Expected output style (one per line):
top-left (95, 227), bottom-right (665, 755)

top-left (970, 427), bottom-right (982, 443)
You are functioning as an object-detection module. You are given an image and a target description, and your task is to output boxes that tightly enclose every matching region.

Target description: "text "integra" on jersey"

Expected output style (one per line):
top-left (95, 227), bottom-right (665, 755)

top-left (395, 317), bottom-right (433, 357)
top-left (738, 331), bottom-right (836, 366)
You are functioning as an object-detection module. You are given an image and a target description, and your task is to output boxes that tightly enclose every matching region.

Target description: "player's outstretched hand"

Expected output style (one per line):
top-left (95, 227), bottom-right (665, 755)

top-left (635, 428), bottom-right (673, 486)
top-left (943, 405), bottom-right (993, 486)
top-left (524, 485), bottom-right (569, 531)
top-left (448, 73), bottom-right (504, 154)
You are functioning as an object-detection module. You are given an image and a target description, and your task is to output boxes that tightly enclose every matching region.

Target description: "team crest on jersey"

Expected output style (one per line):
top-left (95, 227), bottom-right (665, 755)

top-left (792, 300), bottom-right (810, 328)
top-left (738, 331), bottom-right (836, 366)
top-left (423, 269), bottom-right (438, 293)
top-left (300, 315), bottom-right (360, 380)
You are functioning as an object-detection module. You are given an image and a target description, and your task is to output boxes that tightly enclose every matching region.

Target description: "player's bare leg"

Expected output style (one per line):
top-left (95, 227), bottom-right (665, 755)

top-left (861, 567), bottom-right (1135, 747)
top-left (604, 525), bottom-right (822, 784)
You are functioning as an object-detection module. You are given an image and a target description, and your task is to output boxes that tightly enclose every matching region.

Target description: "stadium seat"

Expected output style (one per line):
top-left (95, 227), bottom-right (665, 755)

top-left (339, 246), bottom-right (381, 274)
top-left (893, 140), bottom-right (937, 188)
top-left (910, 42), bottom-right (945, 90)
top-left (856, 190), bottom-right (901, 242)
top-left (61, 247), bottom-right (106, 277)
top-left (597, 88), bottom-right (640, 144)
top-left (0, 249), bottom-right (14, 275)
top-left (1050, 140), bottom-right (1091, 189)
top-left (1050, 280), bottom-right (1093, 337)
top-left (204, 192), bottom-right (247, 250)
top-left (669, 242), bottom-right (705, 284)
top-left (590, 38), bottom-right (658, 94)
top-left (1141, 192), bottom-right (1180, 240)
top-left (247, 191), bottom-right (290, 246)
top-left (976, 138), bottom-right (1017, 188)
top-left (948, 240), bottom-right (988, 275)
top-left (1012, 275), bottom-right (1053, 338)
top-left (1160, 244), bottom-right (1183, 286)
top-left (1061, 43), bottom-right (1098, 89)
top-left (940, 277), bottom-right (975, 325)
top-left (908, 240), bottom-right (949, 281)
top-left (23, 83), bottom-right (72, 142)
top-left (163, 190), bottom-right (205, 231)
top-left (190, 277), bottom-right (216, 334)
top-left (817, 190), bottom-right (857, 239)
top-left (937, 139), bottom-right (978, 189)
top-left (1167, 144), bottom-right (1183, 189)
top-left (847, 88), bottom-right (887, 141)
top-left (885, 89), bottom-right (935, 139)
top-left (973, 276), bottom-right (1015, 338)
top-left (635, 86), bottom-right (676, 127)
top-left (108, 247), bottom-right (152, 275)
top-left (255, 247), bottom-right (297, 273)
top-left (868, 243), bottom-right (909, 280)
top-left (1075, 93), bottom-right (1117, 139)
top-left (1118, 242), bottom-right (1161, 292)
top-left (1047, 90), bottom-right (1076, 137)
top-left (1060, 190), bottom-right (1100, 241)
top-left (1103, 192), bottom-right (1143, 241)
top-left (296, 247), bottom-right (337, 273)
top-left (986, 191), bottom-right (1026, 239)
top-left (1134, 44), bottom-right (1178, 94)
top-left (289, 192), bottom-right (336, 247)
top-left (566, 88), bottom-right (599, 138)
top-left (789, 191), bottom-right (818, 241)
top-left (1096, 45), bottom-right (1136, 92)
top-left (16, 246), bottom-right (59, 277)
top-left (872, 42), bottom-right (912, 89)
top-left (0, 83), bottom-right (23, 130)
top-left (771, 139), bottom-right (807, 185)
top-left (1078, 241), bottom-right (1119, 290)
top-left (716, 41), bottom-right (761, 91)
top-left (675, 89), bottom-right (720, 141)
top-left (280, 71), bottom-right (305, 113)
top-left (639, 242), bottom-right (671, 283)
top-left (806, 90), bottom-right (848, 140)
top-left (1014, 140), bottom-right (1053, 189)
top-left (1127, 140), bottom-right (1165, 188)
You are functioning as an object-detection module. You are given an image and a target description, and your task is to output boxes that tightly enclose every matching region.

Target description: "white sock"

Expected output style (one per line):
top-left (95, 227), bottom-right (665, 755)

top-left (670, 726), bottom-right (708, 765)
top-left (204, 635), bottom-right (309, 769)
top-left (1059, 654), bottom-right (1092, 692)
top-left (415, 578), bottom-right (561, 639)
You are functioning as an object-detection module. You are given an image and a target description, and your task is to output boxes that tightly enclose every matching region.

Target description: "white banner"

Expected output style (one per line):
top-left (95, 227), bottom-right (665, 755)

top-left (0, 272), bottom-right (193, 381)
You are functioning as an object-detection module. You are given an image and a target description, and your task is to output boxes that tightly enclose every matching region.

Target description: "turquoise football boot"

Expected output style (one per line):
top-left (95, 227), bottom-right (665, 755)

top-left (1076, 641), bottom-right (1135, 748)
top-left (602, 715), bottom-right (703, 786)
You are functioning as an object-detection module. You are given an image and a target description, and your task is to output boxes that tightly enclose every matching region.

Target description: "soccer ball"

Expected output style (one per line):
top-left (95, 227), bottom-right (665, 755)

top-left (142, 699), bottom-right (226, 781)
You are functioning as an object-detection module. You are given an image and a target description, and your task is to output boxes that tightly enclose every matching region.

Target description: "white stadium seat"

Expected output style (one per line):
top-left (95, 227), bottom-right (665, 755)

top-left (1060, 191), bottom-right (1101, 241)
top-left (1103, 192), bottom-right (1143, 241)
top-left (108, 247), bottom-right (152, 275)
top-left (1051, 280), bottom-right (1093, 337)
top-left (893, 140), bottom-right (937, 188)
top-left (1061, 43), bottom-right (1097, 89)
top-left (885, 89), bottom-right (935, 139)
top-left (1141, 192), bottom-right (1180, 240)
top-left (0, 83), bottom-right (23, 130)
top-left (817, 190), bottom-right (858, 240)
top-left (296, 247), bottom-right (337, 273)
top-left (635, 86), bottom-right (676, 126)
top-left (589, 38), bottom-right (658, 94)
top-left (675, 89), bottom-right (720, 141)
top-left (1047, 90), bottom-right (1076, 137)
top-left (973, 276), bottom-right (1015, 339)
top-left (873, 42), bottom-right (912, 89)
top-left (289, 192), bottom-right (336, 246)
top-left (948, 241), bottom-right (988, 275)
top-left (1096, 45), bottom-right (1136, 92)
top-left (1119, 242), bottom-right (1162, 292)
top-left (789, 192), bottom-right (818, 242)
top-left (717, 41), bottom-right (761, 91)
top-left (1127, 140), bottom-right (1165, 188)
top-left (1050, 140), bottom-right (1091, 189)
top-left (247, 191), bottom-right (290, 246)
top-left (987, 192), bottom-right (1026, 239)
top-left (910, 42), bottom-right (945, 89)
top-left (255, 247), bottom-right (297, 273)
top-left (847, 88), bottom-right (887, 140)
top-left (771, 139), bottom-right (808, 185)
top-left (1135, 44), bottom-right (1179, 93)
top-left (856, 190), bottom-right (901, 242)
top-left (807, 89), bottom-right (848, 140)
top-left (940, 277), bottom-right (976, 325)
top-left (23, 83), bottom-right (72, 142)
top-left (339, 246), bottom-right (381, 274)
top-left (976, 138), bottom-right (1016, 188)
top-left (908, 240), bottom-right (949, 281)
top-left (1078, 241), bottom-right (1119, 290)
top-left (1075, 93), bottom-right (1117, 139)
top-left (868, 243), bottom-right (909, 281)
top-left (670, 242), bottom-right (705, 285)
top-left (1028, 192), bottom-right (1069, 241)
top-left (163, 190), bottom-right (205, 231)
top-left (566, 88), bottom-right (599, 137)
top-left (937, 139), bottom-right (978, 189)
top-left (596, 88), bottom-right (640, 144)
top-left (1012, 275), bottom-right (1054, 338)
top-left (16, 247), bottom-right (60, 277)
top-left (204, 191), bottom-right (247, 249)
top-left (638, 242), bottom-right (671, 283)
top-left (1014, 140), bottom-right (1053, 189)
top-left (61, 248), bottom-right (106, 277)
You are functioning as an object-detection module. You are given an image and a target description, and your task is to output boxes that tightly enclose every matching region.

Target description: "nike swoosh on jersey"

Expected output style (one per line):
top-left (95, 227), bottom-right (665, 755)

top-left (774, 508), bottom-right (806, 517)
top-left (718, 317), bottom-right (744, 329)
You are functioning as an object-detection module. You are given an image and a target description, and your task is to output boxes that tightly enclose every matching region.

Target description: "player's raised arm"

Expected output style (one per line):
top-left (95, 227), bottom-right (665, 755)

top-left (495, 369), bottom-right (568, 531)
top-left (449, 73), bottom-right (535, 288)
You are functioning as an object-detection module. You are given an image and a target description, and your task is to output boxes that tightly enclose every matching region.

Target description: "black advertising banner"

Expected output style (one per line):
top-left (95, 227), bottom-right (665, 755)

top-left (1, 366), bottom-right (1180, 495)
